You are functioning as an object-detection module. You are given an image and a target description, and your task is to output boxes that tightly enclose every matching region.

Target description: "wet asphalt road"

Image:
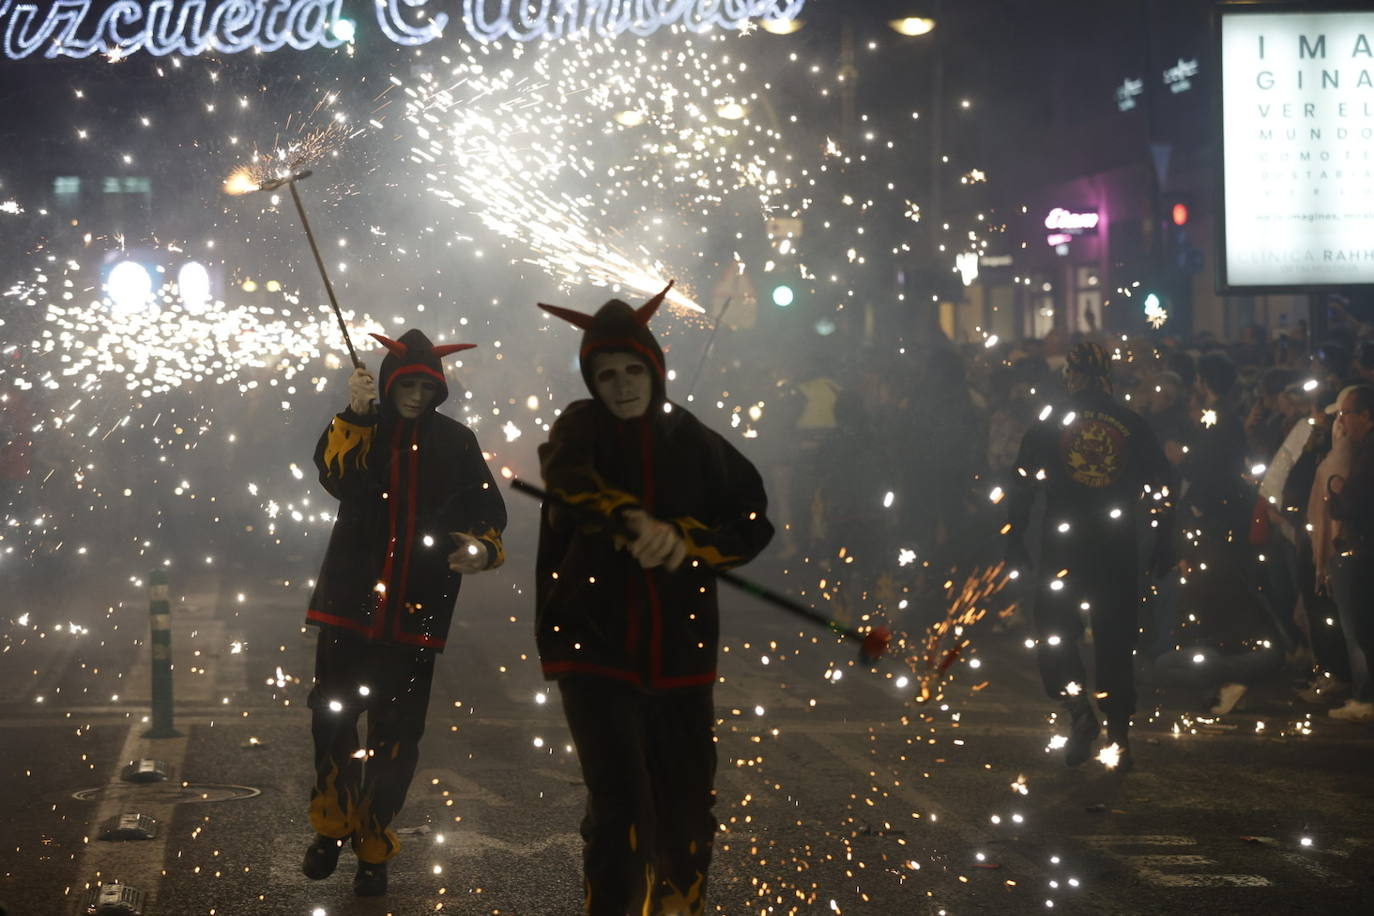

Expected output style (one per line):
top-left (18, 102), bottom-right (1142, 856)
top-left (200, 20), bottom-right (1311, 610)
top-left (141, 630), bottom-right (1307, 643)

top-left (1, 543), bottom-right (1371, 916)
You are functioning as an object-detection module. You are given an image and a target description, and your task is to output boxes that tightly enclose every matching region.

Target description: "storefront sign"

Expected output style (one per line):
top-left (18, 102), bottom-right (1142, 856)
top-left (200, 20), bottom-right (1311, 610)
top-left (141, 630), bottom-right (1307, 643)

top-left (0, 0), bottom-right (808, 60)
top-left (1044, 208), bottom-right (1100, 232)
top-left (1219, 8), bottom-right (1374, 288)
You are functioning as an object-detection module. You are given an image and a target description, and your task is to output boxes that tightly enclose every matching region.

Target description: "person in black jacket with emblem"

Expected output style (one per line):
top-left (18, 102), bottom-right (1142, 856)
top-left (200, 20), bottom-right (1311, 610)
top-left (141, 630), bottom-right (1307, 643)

top-left (1005, 342), bottom-right (1175, 772)
top-left (535, 283), bottom-right (773, 916)
top-left (300, 329), bottom-right (506, 896)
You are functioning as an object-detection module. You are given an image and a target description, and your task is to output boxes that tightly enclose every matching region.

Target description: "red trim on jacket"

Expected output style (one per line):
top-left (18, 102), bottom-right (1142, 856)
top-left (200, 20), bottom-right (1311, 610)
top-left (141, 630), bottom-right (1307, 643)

top-left (371, 422), bottom-right (406, 640)
top-left (307, 608), bottom-right (374, 637)
top-left (639, 418), bottom-right (666, 684)
top-left (391, 424), bottom-right (421, 642)
top-left (307, 609), bottom-right (446, 649)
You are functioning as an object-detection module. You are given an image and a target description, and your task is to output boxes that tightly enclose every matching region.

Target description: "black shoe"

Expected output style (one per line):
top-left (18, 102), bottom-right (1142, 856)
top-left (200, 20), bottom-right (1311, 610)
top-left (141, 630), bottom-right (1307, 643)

top-left (1065, 702), bottom-right (1101, 767)
top-left (354, 861), bottom-right (388, 896)
top-left (1105, 719), bottom-right (1134, 772)
top-left (302, 834), bottom-right (346, 880)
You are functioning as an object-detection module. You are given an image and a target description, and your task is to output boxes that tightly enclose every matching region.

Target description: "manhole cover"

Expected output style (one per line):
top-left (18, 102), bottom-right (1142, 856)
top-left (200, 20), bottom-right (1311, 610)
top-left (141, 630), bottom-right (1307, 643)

top-left (73, 783), bottom-right (261, 804)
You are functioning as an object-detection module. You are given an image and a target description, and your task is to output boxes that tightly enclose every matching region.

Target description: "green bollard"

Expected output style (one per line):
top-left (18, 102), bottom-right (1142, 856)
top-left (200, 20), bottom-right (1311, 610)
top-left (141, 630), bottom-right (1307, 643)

top-left (142, 569), bottom-right (183, 739)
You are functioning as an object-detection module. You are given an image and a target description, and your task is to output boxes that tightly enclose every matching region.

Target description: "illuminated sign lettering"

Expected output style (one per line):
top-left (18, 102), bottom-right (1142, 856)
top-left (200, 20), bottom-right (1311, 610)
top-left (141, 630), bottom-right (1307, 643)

top-left (461, 0), bottom-right (807, 42)
top-left (1115, 76), bottom-right (1143, 111)
top-left (0, 0), bottom-right (808, 59)
top-left (1043, 208), bottom-right (1100, 232)
top-left (1162, 57), bottom-right (1199, 94)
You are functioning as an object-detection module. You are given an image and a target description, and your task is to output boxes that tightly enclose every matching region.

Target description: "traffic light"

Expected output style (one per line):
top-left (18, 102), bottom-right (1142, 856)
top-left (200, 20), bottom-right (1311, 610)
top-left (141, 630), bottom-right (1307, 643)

top-left (1163, 193), bottom-right (1202, 274)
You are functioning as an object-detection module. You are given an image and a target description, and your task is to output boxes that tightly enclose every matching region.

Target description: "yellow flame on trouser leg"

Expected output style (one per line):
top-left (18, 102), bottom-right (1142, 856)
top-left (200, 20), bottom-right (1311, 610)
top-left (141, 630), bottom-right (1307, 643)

top-left (656, 871), bottom-right (706, 916)
top-left (640, 862), bottom-right (656, 916)
top-left (352, 742), bottom-right (406, 864)
top-left (352, 785), bottom-right (401, 864)
top-left (308, 762), bottom-right (355, 839)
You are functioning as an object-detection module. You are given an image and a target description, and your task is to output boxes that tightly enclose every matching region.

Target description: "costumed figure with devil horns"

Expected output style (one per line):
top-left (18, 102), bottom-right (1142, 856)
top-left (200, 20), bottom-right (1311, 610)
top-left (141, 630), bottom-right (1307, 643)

top-left (535, 284), bottom-right (775, 915)
top-left (300, 330), bottom-right (507, 896)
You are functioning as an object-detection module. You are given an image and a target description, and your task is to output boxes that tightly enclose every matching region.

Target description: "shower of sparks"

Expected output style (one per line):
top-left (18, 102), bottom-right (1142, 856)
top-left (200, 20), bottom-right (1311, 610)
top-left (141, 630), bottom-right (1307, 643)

top-left (400, 31), bottom-right (797, 311)
top-left (1, 254), bottom-right (384, 562)
top-left (908, 564), bottom-right (1012, 704)
top-left (223, 117), bottom-right (362, 196)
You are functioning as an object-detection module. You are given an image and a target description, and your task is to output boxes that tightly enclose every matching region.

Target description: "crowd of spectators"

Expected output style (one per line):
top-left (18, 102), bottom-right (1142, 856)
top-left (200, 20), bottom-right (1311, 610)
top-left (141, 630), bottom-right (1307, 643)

top-left (763, 319), bottom-right (1374, 723)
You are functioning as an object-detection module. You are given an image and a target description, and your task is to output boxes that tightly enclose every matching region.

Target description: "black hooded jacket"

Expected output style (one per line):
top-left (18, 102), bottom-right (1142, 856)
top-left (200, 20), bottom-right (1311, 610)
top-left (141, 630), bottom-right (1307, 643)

top-left (1006, 386), bottom-right (1174, 554)
top-left (535, 293), bottom-right (774, 689)
top-left (306, 329), bottom-right (506, 651)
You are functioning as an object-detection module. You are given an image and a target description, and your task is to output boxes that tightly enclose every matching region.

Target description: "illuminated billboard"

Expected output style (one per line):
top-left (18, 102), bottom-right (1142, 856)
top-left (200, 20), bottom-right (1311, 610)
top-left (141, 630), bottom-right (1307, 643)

top-left (1218, 6), bottom-right (1374, 290)
top-left (0, 0), bottom-right (807, 60)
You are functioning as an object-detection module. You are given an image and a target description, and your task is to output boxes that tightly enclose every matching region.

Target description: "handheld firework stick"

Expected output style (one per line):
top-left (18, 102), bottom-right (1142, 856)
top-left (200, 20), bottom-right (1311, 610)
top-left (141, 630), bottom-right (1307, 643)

top-left (242, 168), bottom-right (362, 369)
top-left (510, 477), bottom-right (891, 663)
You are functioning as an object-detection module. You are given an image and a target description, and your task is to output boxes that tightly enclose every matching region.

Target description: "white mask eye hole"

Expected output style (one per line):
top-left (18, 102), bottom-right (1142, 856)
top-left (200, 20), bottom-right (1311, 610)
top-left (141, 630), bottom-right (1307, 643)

top-left (626, 363), bottom-right (646, 376)
top-left (596, 369), bottom-right (616, 384)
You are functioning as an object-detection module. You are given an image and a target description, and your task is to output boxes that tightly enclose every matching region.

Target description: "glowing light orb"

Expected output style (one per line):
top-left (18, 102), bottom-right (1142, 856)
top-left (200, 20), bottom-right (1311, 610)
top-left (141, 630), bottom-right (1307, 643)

top-left (105, 260), bottom-right (154, 314)
top-left (331, 18), bottom-right (356, 43)
top-left (177, 261), bottom-right (212, 315)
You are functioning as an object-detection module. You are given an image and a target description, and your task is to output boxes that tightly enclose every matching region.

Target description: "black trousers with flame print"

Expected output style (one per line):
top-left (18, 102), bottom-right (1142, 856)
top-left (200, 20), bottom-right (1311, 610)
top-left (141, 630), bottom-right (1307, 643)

top-left (558, 676), bottom-right (717, 916)
top-left (307, 627), bottom-right (436, 864)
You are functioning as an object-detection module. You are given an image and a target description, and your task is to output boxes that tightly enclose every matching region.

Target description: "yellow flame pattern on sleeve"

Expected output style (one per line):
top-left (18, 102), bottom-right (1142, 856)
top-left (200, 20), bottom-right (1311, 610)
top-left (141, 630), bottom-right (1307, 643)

top-left (673, 516), bottom-right (744, 569)
top-left (552, 482), bottom-right (641, 520)
top-left (475, 527), bottom-right (505, 570)
top-left (322, 415), bottom-right (375, 479)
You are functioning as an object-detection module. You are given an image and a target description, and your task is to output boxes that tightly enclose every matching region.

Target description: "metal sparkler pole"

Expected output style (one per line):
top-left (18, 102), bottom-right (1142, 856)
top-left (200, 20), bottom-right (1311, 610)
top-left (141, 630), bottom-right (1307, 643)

top-left (509, 476), bottom-right (890, 663)
top-left (254, 169), bottom-right (361, 369)
top-left (685, 296), bottom-right (730, 403)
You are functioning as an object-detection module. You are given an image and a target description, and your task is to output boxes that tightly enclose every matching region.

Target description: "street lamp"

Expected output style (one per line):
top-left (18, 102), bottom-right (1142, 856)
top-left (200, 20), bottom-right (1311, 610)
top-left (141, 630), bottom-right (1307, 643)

top-left (760, 18), bottom-right (804, 35)
top-left (889, 17), bottom-right (935, 36)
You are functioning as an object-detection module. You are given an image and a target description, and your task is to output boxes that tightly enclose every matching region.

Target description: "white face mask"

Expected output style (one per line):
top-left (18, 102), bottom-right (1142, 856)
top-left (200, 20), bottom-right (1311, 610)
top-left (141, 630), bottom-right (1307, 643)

top-left (392, 376), bottom-right (439, 419)
top-left (591, 351), bottom-right (653, 420)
